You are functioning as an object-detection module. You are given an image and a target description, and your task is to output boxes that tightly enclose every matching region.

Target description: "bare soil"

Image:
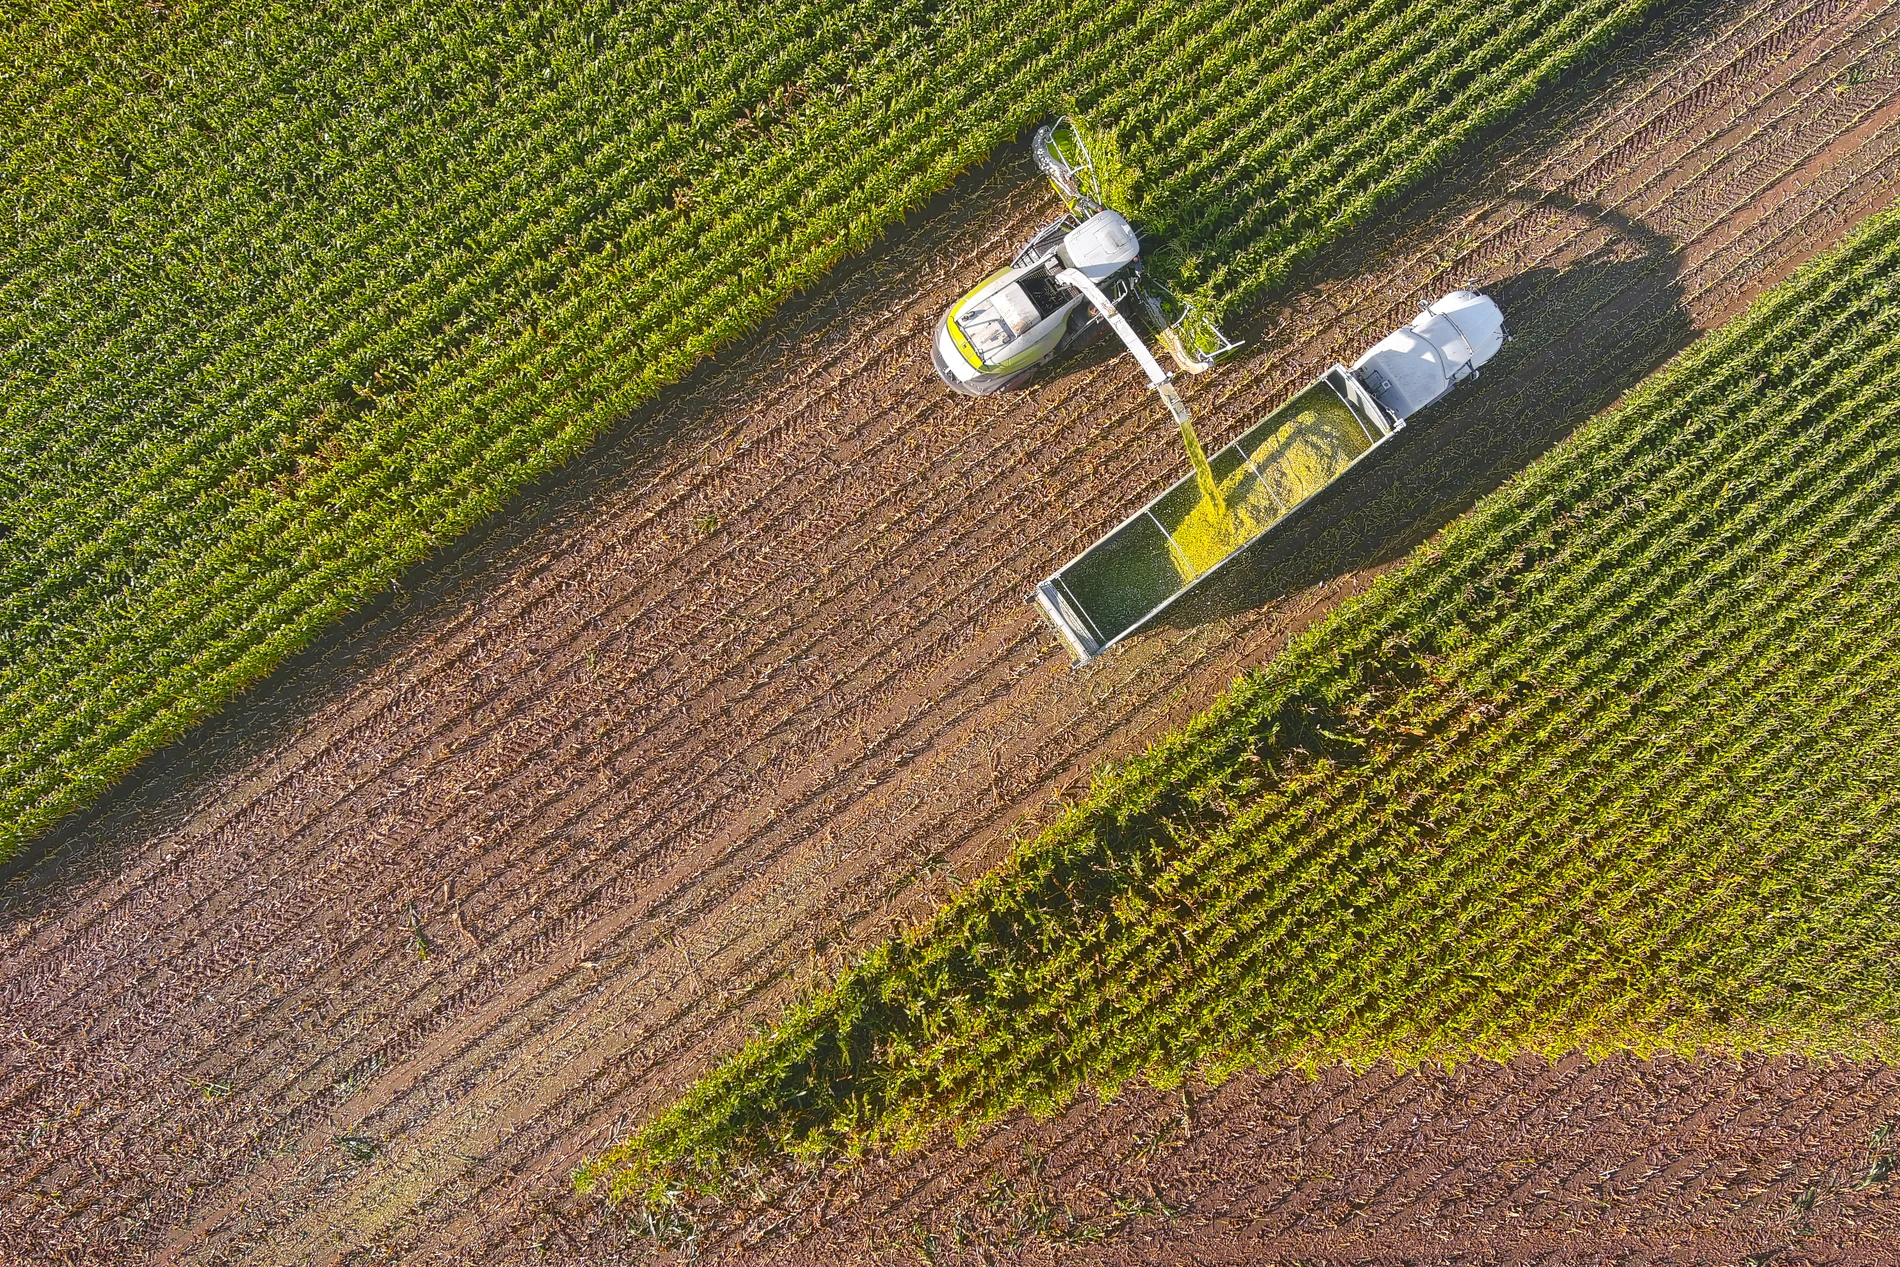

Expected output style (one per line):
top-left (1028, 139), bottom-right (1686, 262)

top-left (5, 0), bottom-right (1900, 1262)
top-left (689, 1055), bottom-right (1900, 1266)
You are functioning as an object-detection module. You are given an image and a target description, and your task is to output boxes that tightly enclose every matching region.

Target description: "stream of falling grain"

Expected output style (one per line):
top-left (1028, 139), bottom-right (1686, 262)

top-left (1165, 394), bottom-right (1374, 578)
top-left (1178, 417), bottom-right (1224, 511)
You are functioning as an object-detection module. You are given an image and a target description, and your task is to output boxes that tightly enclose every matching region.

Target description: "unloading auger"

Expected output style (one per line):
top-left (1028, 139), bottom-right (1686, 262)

top-left (933, 118), bottom-right (1507, 664)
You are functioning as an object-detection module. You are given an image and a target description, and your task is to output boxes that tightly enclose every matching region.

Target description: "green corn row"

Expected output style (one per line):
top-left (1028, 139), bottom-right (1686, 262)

top-left (0, 0), bottom-right (1649, 855)
top-left (577, 204), bottom-right (1900, 1207)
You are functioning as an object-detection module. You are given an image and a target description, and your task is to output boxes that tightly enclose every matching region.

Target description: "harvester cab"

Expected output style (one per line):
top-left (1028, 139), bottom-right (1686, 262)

top-left (931, 118), bottom-right (1237, 400)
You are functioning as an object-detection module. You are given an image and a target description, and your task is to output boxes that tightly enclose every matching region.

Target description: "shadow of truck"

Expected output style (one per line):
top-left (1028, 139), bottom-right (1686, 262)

top-left (1154, 192), bottom-right (1693, 634)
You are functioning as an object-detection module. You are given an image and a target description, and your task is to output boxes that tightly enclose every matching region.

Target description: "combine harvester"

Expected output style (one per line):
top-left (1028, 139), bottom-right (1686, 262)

top-left (933, 119), bottom-right (1504, 663)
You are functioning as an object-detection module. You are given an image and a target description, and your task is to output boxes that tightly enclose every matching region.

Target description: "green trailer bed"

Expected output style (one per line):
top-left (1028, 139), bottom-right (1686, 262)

top-left (1033, 366), bottom-right (1398, 662)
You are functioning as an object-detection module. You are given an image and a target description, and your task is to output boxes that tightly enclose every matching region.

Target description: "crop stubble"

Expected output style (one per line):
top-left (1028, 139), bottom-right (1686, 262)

top-left (723, 1054), bottom-right (1900, 1265)
top-left (4, 0), bottom-right (1900, 1261)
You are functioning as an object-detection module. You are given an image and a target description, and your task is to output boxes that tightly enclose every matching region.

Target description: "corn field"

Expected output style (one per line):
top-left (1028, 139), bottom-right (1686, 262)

top-left (578, 202), bottom-right (1900, 1208)
top-left (0, 0), bottom-right (1650, 856)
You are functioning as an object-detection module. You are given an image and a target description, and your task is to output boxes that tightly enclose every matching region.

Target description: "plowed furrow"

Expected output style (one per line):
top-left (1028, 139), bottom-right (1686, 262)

top-left (7, 1), bottom-right (1900, 1262)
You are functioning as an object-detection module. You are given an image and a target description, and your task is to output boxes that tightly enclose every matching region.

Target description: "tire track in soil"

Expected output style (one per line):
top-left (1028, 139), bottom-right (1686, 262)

top-left (4, 0), bottom-right (1900, 1262)
top-left (734, 1056), bottom-right (1900, 1267)
top-left (0, 0), bottom-right (1839, 1246)
top-left (0, 0), bottom-right (1884, 1246)
top-left (0, 0), bottom-right (1869, 1109)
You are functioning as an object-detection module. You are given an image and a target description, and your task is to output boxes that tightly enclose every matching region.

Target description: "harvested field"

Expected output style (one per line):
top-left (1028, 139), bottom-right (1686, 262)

top-left (6, 0), bottom-right (1900, 1262)
top-left (656, 1055), bottom-right (1900, 1265)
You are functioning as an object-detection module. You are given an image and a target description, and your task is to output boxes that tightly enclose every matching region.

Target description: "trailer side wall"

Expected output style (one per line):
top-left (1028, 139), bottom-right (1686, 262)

top-left (1036, 368), bottom-right (1398, 661)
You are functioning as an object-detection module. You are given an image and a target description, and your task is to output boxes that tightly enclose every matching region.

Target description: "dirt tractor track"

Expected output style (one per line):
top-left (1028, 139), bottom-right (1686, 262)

top-left (6, 0), bottom-right (1900, 1262)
